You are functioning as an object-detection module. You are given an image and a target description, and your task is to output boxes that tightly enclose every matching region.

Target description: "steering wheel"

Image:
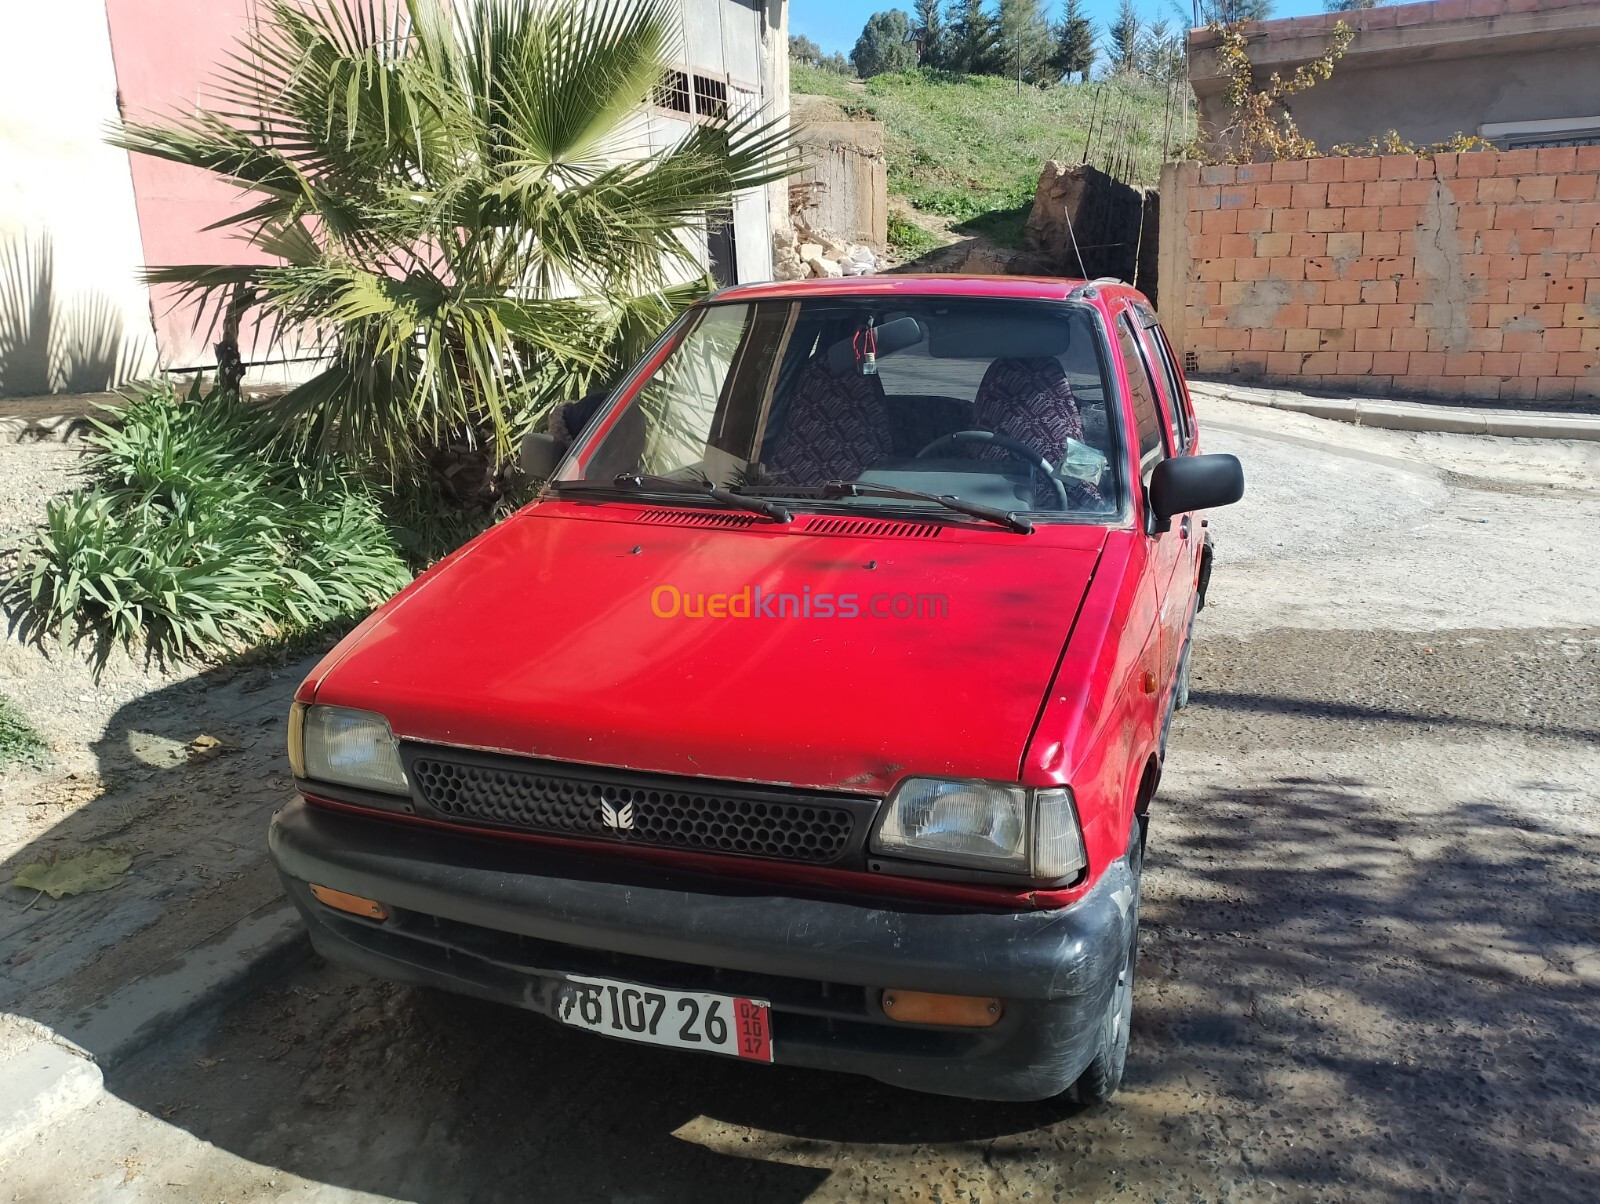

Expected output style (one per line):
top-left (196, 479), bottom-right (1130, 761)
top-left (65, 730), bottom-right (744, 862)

top-left (915, 429), bottom-right (1070, 510)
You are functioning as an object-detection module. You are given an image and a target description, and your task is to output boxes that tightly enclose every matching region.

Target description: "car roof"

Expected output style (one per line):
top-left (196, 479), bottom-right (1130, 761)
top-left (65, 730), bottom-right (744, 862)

top-left (708, 275), bottom-right (1142, 306)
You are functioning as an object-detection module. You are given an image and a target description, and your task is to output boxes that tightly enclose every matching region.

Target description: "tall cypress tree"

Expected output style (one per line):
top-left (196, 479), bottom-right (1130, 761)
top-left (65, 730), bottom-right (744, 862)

top-left (914, 0), bottom-right (947, 66)
top-left (1108, 0), bottom-right (1141, 75)
top-left (1049, 0), bottom-right (1095, 83)
top-left (998, 0), bottom-right (1055, 84)
top-left (945, 0), bottom-right (1002, 75)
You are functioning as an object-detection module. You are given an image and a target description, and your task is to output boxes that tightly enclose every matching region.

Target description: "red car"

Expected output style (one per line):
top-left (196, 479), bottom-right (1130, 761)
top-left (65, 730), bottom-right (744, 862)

top-left (271, 276), bottom-right (1243, 1102)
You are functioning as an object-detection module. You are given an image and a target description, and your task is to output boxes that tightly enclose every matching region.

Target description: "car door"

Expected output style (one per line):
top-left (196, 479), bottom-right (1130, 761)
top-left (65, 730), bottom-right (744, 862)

top-left (1112, 308), bottom-right (1184, 696)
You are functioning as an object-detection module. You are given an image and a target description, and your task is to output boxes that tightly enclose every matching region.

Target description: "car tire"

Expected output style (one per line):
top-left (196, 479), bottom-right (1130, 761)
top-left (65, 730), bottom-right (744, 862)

top-left (1173, 639), bottom-right (1192, 711)
top-left (1071, 834), bottom-right (1142, 1108)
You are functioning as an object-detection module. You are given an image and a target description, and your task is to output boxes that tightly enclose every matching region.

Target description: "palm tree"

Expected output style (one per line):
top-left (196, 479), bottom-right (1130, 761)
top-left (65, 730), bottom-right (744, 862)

top-left (111, 0), bottom-right (797, 502)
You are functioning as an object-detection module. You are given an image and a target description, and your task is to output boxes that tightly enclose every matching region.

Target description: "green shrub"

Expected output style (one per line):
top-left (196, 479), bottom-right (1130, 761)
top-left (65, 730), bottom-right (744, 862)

top-left (3, 385), bottom-right (412, 668)
top-left (887, 212), bottom-right (942, 256)
top-left (0, 695), bottom-right (49, 772)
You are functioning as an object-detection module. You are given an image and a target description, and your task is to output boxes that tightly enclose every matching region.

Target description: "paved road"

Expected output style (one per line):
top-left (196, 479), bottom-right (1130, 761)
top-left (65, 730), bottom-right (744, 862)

top-left (8, 399), bottom-right (1599, 1202)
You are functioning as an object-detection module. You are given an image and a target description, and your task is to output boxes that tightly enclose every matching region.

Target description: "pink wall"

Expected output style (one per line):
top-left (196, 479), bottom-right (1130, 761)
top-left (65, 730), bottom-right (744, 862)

top-left (104, 0), bottom-right (278, 370)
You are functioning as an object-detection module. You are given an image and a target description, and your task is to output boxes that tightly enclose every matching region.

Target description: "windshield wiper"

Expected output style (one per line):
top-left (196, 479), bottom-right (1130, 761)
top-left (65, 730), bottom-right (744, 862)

top-left (734, 481), bottom-right (1031, 534)
top-left (550, 473), bottom-right (793, 523)
top-left (824, 482), bottom-right (1032, 533)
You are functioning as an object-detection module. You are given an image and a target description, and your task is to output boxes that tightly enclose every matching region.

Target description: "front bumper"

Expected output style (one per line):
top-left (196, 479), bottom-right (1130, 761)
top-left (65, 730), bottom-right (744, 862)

top-left (269, 797), bottom-right (1135, 1101)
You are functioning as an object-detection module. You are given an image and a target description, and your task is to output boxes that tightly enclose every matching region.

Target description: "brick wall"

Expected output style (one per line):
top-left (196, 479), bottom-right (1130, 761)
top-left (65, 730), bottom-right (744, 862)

top-left (1157, 149), bottom-right (1600, 408)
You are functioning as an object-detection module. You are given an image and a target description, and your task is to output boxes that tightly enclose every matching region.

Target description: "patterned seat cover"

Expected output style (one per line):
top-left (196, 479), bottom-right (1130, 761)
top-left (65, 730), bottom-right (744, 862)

top-left (973, 357), bottom-right (1101, 508)
top-left (766, 358), bottom-right (894, 486)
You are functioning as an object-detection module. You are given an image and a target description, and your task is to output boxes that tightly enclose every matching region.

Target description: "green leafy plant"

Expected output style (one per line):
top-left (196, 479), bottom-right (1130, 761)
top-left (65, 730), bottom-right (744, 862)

top-left (0, 696), bottom-right (49, 773)
top-left (1192, 19), bottom-right (1490, 164)
top-left (1196, 19), bottom-right (1354, 163)
top-left (887, 212), bottom-right (942, 256)
top-left (1328, 130), bottom-right (1495, 158)
top-left (3, 384), bottom-right (412, 670)
top-left (110, 0), bottom-right (798, 503)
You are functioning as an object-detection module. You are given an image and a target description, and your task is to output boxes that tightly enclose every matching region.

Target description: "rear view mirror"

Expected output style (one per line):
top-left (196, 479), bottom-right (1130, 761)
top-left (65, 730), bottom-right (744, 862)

top-left (520, 431), bottom-right (569, 480)
top-left (1148, 454), bottom-right (1244, 529)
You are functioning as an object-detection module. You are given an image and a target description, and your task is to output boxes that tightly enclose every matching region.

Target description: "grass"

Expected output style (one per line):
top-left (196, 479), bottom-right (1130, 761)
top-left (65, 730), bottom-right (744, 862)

top-left (886, 211), bottom-right (943, 257)
top-left (3, 384), bottom-right (413, 672)
top-left (792, 64), bottom-right (1191, 248)
top-left (0, 695), bottom-right (49, 772)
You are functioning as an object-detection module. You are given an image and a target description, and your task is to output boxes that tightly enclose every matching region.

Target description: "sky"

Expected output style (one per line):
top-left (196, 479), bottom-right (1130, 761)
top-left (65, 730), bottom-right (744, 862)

top-left (790, 0), bottom-right (1335, 57)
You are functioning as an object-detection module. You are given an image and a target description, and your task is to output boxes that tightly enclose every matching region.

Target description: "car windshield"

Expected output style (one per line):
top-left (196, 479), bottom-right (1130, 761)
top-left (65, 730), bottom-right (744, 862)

top-left (558, 297), bottom-right (1120, 518)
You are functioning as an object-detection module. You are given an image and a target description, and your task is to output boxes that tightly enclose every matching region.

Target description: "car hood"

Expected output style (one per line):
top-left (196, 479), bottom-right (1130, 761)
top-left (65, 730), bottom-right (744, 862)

top-left (310, 504), bottom-right (1106, 795)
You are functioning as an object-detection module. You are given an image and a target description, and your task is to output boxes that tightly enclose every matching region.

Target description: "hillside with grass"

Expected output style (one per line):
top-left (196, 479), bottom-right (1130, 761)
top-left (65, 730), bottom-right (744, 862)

top-left (791, 64), bottom-right (1190, 255)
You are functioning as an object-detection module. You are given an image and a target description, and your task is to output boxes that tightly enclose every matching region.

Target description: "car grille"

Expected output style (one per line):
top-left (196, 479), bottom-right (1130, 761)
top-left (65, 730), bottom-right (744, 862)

top-left (403, 747), bottom-right (867, 865)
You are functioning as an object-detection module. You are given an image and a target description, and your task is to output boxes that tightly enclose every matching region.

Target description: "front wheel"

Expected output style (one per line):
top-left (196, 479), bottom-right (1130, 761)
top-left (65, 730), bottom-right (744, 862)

top-left (1071, 835), bottom-right (1142, 1106)
top-left (1173, 638), bottom-right (1193, 711)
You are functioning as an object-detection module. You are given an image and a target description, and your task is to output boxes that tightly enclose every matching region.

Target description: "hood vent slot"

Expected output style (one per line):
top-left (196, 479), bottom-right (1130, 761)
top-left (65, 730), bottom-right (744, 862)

top-left (804, 516), bottom-right (943, 539)
top-left (634, 509), bottom-right (757, 529)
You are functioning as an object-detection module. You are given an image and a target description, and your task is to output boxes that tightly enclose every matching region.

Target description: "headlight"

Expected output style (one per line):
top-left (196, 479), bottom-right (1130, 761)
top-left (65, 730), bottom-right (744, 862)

top-left (870, 778), bottom-right (1086, 881)
top-left (290, 703), bottom-right (409, 796)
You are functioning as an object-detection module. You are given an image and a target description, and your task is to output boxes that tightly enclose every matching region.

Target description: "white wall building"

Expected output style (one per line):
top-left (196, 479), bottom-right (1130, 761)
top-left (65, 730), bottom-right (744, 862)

top-left (0, 0), bottom-right (790, 395)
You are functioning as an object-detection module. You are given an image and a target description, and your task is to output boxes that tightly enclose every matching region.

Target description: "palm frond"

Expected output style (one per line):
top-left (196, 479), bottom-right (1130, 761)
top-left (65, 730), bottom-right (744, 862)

top-left (111, 0), bottom-right (800, 478)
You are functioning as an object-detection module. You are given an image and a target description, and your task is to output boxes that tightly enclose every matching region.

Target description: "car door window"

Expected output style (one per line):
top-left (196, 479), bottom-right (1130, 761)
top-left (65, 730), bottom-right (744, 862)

top-left (1155, 326), bottom-right (1197, 451)
top-left (1116, 313), bottom-right (1169, 481)
top-left (1139, 322), bottom-right (1192, 452)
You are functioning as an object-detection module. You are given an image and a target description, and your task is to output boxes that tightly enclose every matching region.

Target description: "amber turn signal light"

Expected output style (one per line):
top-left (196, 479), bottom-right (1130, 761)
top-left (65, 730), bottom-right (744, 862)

top-left (309, 884), bottom-right (388, 921)
top-left (881, 990), bottom-right (1003, 1027)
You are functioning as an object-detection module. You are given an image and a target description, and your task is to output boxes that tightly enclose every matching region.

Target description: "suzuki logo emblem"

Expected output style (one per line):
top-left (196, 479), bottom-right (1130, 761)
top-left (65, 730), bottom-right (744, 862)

top-left (599, 797), bottom-right (635, 831)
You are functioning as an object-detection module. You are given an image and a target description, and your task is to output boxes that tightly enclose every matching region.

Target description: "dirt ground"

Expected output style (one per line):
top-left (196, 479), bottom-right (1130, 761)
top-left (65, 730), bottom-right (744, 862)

top-left (4, 396), bottom-right (1599, 1202)
top-left (0, 435), bottom-right (323, 1027)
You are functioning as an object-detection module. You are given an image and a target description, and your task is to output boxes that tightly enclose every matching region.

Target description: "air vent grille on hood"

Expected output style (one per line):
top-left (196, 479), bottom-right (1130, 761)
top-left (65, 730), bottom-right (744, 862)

top-left (634, 509), bottom-right (757, 529)
top-left (803, 516), bottom-right (943, 539)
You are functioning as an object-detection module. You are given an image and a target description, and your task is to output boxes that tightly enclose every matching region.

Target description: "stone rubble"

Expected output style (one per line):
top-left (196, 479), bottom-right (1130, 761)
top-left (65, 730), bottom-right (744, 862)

top-left (771, 215), bottom-right (880, 282)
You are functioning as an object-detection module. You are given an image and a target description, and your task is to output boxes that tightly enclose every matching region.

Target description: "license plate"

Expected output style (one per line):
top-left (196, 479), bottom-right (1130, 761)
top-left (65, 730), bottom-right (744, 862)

top-left (554, 974), bottom-right (773, 1062)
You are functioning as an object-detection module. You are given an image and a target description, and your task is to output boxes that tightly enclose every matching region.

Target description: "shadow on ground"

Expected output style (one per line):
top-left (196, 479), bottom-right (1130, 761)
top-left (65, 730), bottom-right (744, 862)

top-left (6, 625), bottom-right (1598, 1200)
top-left (87, 765), bottom-right (1600, 1202)
top-left (0, 651), bottom-right (319, 1024)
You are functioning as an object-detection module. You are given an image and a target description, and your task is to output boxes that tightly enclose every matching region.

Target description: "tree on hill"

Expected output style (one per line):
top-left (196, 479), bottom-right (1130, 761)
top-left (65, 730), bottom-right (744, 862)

top-left (945, 0), bottom-right (1003, 74)
top-left (1140, 17), bottom-right (1186, 84)
top-left (1108, 0), bottom-right (1141, 74)
top-left (789, 34), bottom-right (822, 65)
top-left (914, 0), bottom-right (947, 67)
top-left (852, 10), bottom-right (919, 77)
top-left (998, 0), bottom-right (1055, 84)
top-left (1049, 0), bottom-right (1095, 83)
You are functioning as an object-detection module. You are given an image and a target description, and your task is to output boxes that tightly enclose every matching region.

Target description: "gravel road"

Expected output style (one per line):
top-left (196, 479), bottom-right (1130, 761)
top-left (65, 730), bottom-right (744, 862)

top-left (5, 398), bottom-right (1598, 1203)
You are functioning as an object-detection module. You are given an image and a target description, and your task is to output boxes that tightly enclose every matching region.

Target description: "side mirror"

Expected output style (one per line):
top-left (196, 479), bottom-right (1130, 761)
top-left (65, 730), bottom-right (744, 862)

top-left (1148, 454), bottom-right (1244, 529)
top-left (519, 431), bottom-right (569, 480)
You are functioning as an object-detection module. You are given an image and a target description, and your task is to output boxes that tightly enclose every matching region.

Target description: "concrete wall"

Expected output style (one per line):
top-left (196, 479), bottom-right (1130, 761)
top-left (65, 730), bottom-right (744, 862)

top-left (0, 1), bottom-right (156, 396)
top-left (1190, 0), bottom-right (1600, 157)
top-left (106, 0), bottom-right (322, 377)
top-left (791, 122), bottom-right (888, 249)
top-left (1277, 44), bottom-right (1600, 152)
top-left (1160, 149), bottom-right (1600, 408)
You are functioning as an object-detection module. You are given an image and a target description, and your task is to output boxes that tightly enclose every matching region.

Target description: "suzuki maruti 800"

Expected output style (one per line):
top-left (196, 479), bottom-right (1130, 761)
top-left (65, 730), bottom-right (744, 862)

top-left (270, 276), bottom-right (1244, 1102)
